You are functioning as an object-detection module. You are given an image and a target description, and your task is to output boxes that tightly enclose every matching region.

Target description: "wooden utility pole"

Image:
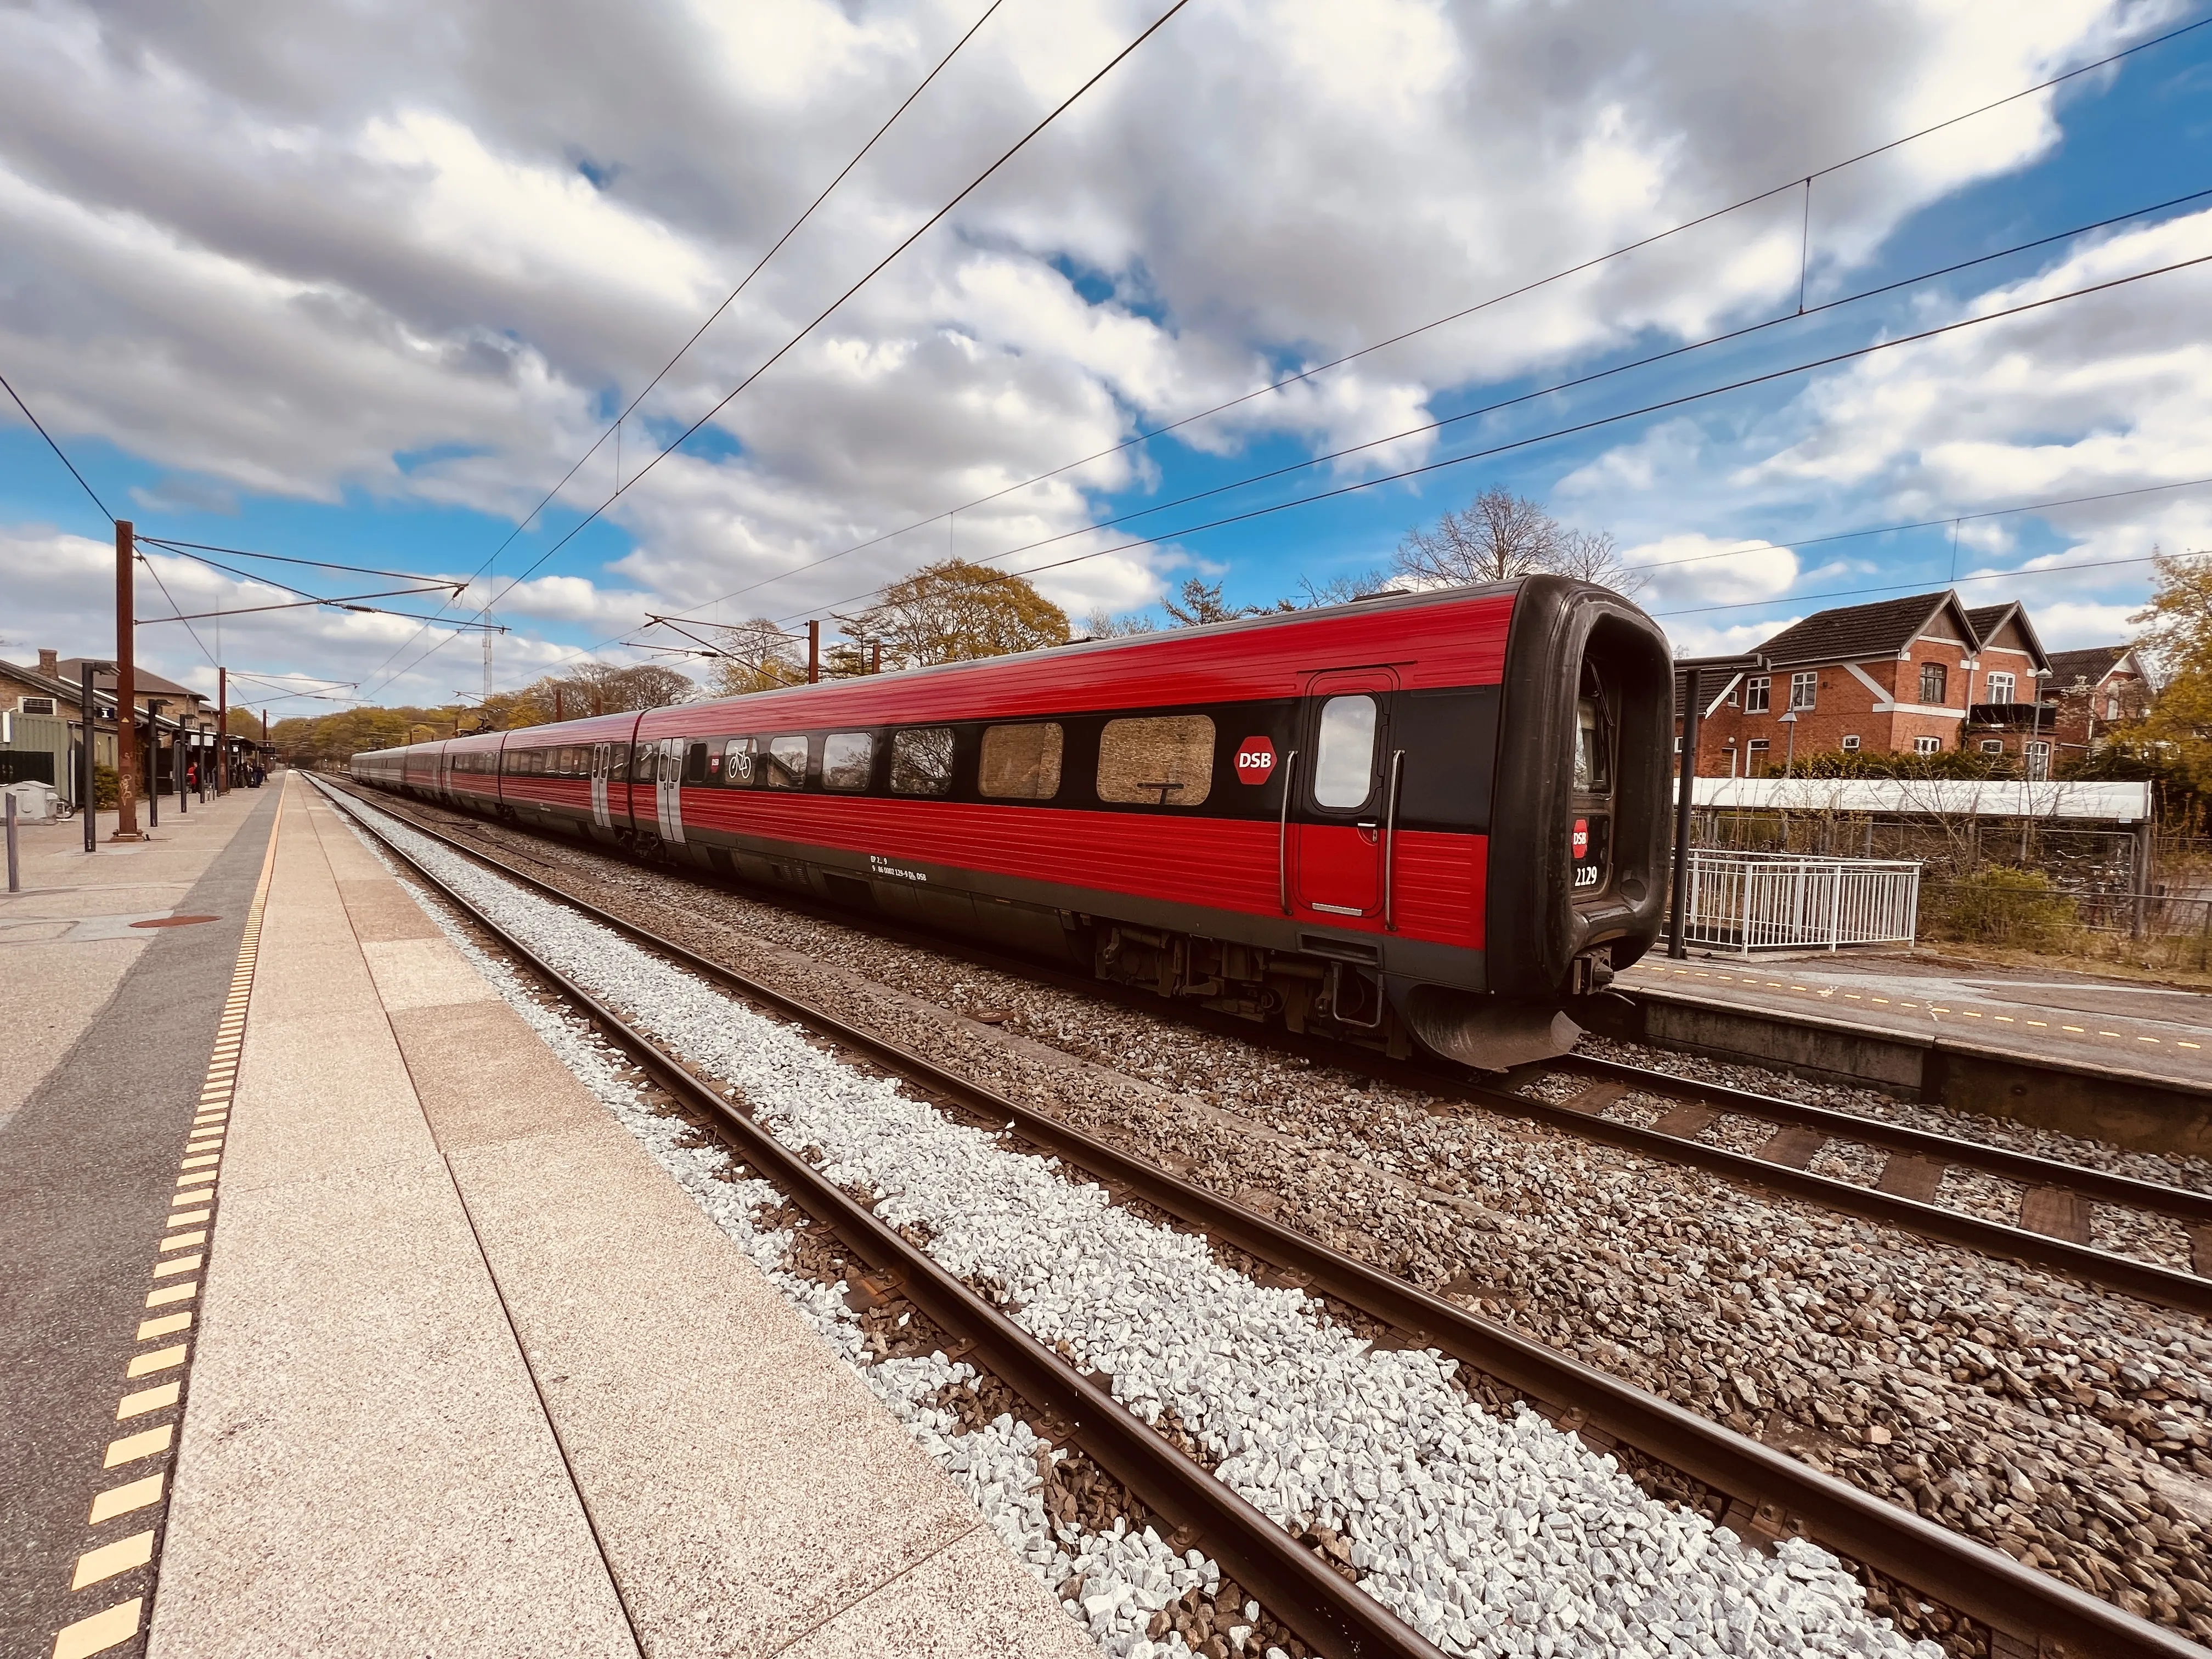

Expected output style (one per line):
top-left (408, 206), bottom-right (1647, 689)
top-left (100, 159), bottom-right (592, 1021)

top-left (217, 666), bottom-right (228, 794)
top-left (870, 641), bottom-right (882, 674)
top-left (113, 520), bottom-right (143, 839)
top-left (808, 620), bottom-right (820, 684)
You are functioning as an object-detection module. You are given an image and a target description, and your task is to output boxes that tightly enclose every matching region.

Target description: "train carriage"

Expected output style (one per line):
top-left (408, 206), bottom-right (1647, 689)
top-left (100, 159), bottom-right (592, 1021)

top-left (351, 577), bottom-right (1671, 1067)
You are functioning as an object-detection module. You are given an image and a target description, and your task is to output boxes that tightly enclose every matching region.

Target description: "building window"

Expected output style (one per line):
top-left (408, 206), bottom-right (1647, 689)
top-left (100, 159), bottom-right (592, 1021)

top-left (1098, 715), bottom-right (1215, 806)
top-left (16, 697), bottom-right (55, 715)
top-left (1743, 676), bottom-right (1770, 714)
top-left (979, 721), bottom-right (1063, 800)
top-left (1747, 737), bottom-right (1770, 776)
top-left (1920, 663), bottom-right (1946, 704)
top-left (2106, 695), bottom-right (2120, 720)
top-left (1986, 671), bottom-right (2015, 704)
top-left (1841, 735), bottom-right (1860, 752)
top-left (1790, 671), bottom-right (1817, 711)
top-left (2027, 740), bottom-right (2051, 781)
top-left (1979, 738), bottom-right (2005, 754)
top-left (1914, 736), bottom-right (1940, 755)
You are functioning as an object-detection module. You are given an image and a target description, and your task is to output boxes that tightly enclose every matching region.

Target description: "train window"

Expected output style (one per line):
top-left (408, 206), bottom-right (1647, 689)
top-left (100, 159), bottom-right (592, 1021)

top-left (1097, 715), bottom-right (1214, 806)
top-left (980, 723), bottom-right (1063, 800)
top-left (723, 737), bottom-right (757, 785)
top-left (1573, 697), bottom-right (1611, 794)
top-left (682, 742), bottom-right (709, 786)
top-left (822, 732), bottom-right (873, 792)
top-left (1312, 696), bottom-right (1376, 809)
top-left (890, 727), bottom-right (954, 795)
top-left (762, 734), bottom-right (808, 788)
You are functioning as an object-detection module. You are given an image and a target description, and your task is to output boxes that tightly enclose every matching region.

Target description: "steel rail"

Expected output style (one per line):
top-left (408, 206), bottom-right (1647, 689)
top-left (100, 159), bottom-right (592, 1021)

top-left (1443, 1068), bottom-right (2212, 1318)
top-left (320, 778), bottom-right (2208, 1659)
top-left (318, 780), bottom-right (1446, 1659)
top-left (337, 781), bottom-right (2212, 1311)
top-left (1559, 1053), bottom-right (2212, 1227)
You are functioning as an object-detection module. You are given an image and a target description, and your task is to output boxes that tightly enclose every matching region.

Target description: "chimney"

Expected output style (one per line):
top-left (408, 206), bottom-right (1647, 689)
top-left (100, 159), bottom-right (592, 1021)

top-left (38, 648), bottom-right (58, 678)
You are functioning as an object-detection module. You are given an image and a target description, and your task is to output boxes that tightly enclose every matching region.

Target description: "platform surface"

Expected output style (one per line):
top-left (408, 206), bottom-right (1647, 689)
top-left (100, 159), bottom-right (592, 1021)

top-left (0, 783), bottom-right (281, 1659)
top-left (136, 776), bottom-right (1088, 1658)
top-left (1621, 949), bottom-right (2212, 1090)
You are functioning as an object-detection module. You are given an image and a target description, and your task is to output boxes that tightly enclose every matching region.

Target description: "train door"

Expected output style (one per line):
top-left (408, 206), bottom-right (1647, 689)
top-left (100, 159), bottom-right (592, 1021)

top-left (1291, 668), bottom-right (1398, 919)
top-left (589, 742), bottom-right (613, 830)
top-left (653, 736), bottom-right (686, 845)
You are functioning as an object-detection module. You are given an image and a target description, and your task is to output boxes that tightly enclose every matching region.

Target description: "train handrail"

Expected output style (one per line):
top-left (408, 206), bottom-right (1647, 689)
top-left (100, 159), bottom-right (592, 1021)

top-left (1277, 749), bottom-right (1299, 915)
top-left (1382, 748), bottom-right (1404, 931)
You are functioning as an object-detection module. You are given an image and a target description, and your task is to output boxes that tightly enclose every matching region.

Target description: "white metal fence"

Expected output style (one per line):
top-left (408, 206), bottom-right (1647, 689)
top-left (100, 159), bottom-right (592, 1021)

top-left (1677, 851), bottom-right (1921, 953)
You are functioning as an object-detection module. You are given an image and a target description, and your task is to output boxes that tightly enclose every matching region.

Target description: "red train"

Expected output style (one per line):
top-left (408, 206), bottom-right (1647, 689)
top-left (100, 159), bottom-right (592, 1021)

top-left (350, 577), bottom-right (1669, 1066)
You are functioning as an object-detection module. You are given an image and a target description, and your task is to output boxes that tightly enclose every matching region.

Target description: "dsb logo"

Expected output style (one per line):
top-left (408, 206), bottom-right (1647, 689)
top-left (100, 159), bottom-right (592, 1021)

top-left (1571, 818), bottom-right (1589, 857)
top-left (1234, 737), bottom-right (1276, 783)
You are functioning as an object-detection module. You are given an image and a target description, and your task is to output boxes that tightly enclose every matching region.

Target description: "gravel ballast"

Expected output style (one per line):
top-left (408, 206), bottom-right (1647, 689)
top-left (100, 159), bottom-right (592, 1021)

top-left (333, 788), bottom-right (1950, 1659)
top-left (335, 790), bottom-right (2212, 1647)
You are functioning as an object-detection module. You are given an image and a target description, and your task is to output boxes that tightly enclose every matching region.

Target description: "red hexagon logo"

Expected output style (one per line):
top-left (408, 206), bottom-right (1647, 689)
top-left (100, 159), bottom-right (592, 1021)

top-left (1234, 737), bottom-right (1277, 783)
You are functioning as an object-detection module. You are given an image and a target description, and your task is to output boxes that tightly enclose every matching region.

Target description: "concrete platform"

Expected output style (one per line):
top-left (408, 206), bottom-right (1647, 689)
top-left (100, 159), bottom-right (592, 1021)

top-left (1620, 951), bottom-right (2212, 1092)
top-left (0, 783), bottom-right (280, 1659)
top-left (146, 776), bottom-right (1091, 1658)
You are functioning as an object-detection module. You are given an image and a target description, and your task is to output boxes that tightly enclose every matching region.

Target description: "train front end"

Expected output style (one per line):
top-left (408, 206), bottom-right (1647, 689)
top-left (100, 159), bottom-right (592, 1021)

top-left (1395, 576), bottom-right (1673, 1068)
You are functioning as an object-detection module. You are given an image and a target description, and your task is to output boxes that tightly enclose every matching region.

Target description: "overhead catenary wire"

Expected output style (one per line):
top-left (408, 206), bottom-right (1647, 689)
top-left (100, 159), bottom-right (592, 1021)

top-left (506, 188), bottom-right (2212, 693)
top-left (769, 250), bottom-right (2212, 625)
top-left (361, 0), bottom-right (1195, 701)
top-left (0, 366), bottom-right (116, 524)
top-left (353, 0), bottom-right (1013, 693)
top-left (138, 535), bottom-right (462, 587)
top-left (659, 14), bottom-right (2212, 624)
top-left (456, 15), bottom-right (2212, 702)
top-left (761, 183), bottom-right (2212, 626)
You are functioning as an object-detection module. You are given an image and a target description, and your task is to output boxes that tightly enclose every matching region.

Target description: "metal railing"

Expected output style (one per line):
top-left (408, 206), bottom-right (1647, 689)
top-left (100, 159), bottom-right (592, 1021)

top-left (1677, 851), bottom-right (1921, 953)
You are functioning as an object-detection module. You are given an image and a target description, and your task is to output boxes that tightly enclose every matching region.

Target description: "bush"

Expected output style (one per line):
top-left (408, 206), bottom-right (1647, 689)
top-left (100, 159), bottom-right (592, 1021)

top-left (1922, 867), bottom-right (2078, 950)
top-left (92, 763), bottom-right (118, 809)
top-left (1791, 748), bottom-right (2012, 780)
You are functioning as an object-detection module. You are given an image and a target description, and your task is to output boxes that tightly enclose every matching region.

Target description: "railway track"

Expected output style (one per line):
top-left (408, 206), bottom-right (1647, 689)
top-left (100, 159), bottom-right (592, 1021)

top-left (320, 777), bottom-right (2207, 1659)
top-left (334, 781), bottom-right (2212, 1320)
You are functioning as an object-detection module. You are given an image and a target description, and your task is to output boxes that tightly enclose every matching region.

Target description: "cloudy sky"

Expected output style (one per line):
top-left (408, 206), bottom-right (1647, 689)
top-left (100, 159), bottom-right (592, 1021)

top-left (3, 0), bottom-right (2209, 712)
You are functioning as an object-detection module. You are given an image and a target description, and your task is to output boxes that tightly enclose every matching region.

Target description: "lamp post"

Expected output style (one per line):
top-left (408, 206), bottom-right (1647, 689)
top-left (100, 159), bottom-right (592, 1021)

top-left (1779, 710), bottom-right (1799, 778)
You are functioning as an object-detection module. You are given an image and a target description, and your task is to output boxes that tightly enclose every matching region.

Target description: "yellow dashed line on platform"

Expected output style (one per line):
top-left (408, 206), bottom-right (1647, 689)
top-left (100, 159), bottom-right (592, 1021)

top-left (103, 1425), bottom-right (171, 1468)
top-left (124, 1346), bottom-right (187, 1379)
top-left (143, 1282), bottom-right (195, 1309)
top-left (51, 1596), bottom-right (140, 1659)
top-left (87, 1474), bottom-right (163, 1525)
top-left (70, 1532), bottom-right (154, 1591)
top-left (136, 1313), bottom-right (190, 1341)
top-left (150, 1255), bottom-right (201, 1280)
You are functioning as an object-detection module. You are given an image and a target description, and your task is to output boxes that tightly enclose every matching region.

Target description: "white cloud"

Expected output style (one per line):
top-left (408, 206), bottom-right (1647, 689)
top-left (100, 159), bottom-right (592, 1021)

top-left (0, 0), bottom-right (2176, 701)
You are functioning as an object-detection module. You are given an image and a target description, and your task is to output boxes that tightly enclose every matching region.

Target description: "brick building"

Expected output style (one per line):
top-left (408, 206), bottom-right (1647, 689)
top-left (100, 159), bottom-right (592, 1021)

top-left (1956, 602), bottom-right (2058, 776)
top-left (1673, 590), bottom-right (2047, 777)
top-left (2040, 644), bottom-right (2156, 760)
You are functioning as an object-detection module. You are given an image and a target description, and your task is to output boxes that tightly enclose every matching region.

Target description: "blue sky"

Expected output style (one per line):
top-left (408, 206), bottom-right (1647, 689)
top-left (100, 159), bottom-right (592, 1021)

top-left (4, 1), bottom-right (2209, 709)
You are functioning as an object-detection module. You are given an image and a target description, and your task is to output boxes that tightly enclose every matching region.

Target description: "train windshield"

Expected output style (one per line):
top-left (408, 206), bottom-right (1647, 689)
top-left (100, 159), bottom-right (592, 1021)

top-left (1572, 695), bottom-right (1611, 794)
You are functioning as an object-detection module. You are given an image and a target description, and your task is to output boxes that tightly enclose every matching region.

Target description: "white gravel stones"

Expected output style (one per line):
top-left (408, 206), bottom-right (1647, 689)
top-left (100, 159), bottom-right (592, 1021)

top-left (332, 789), bottom-right (1942, 1659)
top-left (331, 802), bottom-right (1215, 1659)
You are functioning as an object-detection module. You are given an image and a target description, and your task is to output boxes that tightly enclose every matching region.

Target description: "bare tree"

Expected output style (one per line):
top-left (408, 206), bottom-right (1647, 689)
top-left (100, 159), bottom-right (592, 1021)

top-left (1296, 568), bottom-right (1397, 607)
top-left (1391, 487), bottom-right (1643, 597)
top-left (695, 617), bottom-right (806, 697)
top-left (1081, 607), bottom-right (1157, 639)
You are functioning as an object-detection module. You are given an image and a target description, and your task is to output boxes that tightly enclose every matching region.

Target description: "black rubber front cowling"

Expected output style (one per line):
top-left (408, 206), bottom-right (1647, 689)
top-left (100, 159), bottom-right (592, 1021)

top-left (1484, 577), bottom-right (1673, 998)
